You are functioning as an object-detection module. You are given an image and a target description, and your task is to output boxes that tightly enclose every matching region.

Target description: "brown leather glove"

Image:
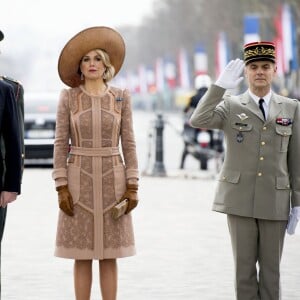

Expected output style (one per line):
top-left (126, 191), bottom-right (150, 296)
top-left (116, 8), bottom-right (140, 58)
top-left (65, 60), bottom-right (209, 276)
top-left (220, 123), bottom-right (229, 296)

top-left (119, 183), bottom-right (138, 214)
top-left (56, 185), bottom-right (74, 216)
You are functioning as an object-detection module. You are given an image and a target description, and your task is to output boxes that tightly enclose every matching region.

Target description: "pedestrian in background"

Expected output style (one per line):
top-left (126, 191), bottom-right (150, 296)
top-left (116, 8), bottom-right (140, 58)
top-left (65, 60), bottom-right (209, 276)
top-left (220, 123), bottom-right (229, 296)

top-left (52, 26), bottom-right (139, 300)
top-left (180, 74), bottom-right (213, 170)
top-left (190, 41), bottom-right (300, 299)
top-left (0, 29), bottom-right (22, 296)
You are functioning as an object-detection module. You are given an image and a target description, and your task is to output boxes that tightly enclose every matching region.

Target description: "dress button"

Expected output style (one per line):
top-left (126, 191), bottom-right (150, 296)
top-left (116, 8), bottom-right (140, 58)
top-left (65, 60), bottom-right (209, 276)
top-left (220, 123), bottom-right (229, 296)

top-left (261, 141), bottom-right (265, 146)
top-left (263, 126), bottom-right (267, 130)
top-left (258, 172), bottom-right (262, 176)
top-left (260, 157), bottom-right (264, 161)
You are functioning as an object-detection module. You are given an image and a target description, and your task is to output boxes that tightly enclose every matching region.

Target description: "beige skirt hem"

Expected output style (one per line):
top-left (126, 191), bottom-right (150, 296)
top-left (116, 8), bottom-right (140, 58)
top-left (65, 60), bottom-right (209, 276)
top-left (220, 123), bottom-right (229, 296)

top-left (54, 245), bottom-right (136, 260)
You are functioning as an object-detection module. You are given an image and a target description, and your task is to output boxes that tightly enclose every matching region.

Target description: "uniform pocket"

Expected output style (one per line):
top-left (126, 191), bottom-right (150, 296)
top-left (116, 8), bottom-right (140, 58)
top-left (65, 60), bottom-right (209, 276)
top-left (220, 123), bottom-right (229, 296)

top-left (67, 164), bottom-right (80, 204)
top-left (275, 126), bottom-right (292, 152)
top-left (231, 122), bottom-right (253, 132)
top-left (276, 176), bottom-right (290, 190)
top-left (218, 170), bottom-right (240, 184)
top-left (113, 164), bottom-right (126, 202)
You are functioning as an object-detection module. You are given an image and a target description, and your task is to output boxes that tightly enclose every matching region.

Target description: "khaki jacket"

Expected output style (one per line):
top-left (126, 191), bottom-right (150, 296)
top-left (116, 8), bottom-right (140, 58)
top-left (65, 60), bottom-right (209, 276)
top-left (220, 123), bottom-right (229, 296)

top-left (190, 85), bottom-right (300, 220)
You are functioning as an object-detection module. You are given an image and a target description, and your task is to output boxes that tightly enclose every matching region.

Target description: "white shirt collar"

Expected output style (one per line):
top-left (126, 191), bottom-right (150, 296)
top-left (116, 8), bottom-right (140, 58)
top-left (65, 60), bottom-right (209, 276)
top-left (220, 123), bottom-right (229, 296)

top-left (248, 89), bottom-right (272, 106)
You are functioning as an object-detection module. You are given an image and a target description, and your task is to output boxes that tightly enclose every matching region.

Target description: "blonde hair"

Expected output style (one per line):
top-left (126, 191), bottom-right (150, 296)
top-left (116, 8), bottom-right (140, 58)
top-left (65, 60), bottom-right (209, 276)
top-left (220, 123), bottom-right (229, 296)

top-left (95, 49), bottom-right (115, 82)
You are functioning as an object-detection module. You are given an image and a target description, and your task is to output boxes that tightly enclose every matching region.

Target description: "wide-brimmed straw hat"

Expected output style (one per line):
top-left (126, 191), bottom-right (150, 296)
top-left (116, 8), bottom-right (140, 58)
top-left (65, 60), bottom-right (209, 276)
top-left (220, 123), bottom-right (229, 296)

top-left (58, 26), bottom-right (125, 87)
top-left (0, 30), bottom-right (4, 41)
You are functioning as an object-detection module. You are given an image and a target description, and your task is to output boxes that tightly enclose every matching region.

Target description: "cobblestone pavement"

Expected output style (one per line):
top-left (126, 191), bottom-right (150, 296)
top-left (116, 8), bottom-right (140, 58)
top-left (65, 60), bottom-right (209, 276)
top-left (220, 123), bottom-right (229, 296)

top-left (2, 110), bottom-right (300, 299)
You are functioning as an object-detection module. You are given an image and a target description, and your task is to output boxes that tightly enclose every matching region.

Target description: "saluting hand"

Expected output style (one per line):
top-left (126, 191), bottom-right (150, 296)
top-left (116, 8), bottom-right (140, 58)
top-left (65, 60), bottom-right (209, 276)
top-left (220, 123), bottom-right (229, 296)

top-left (215, 59), bottom-right (245, 90)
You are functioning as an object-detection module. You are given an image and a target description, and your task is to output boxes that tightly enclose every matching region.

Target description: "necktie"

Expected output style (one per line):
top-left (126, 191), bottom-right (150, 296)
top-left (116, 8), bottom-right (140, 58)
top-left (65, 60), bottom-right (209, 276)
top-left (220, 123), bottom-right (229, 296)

top-left (259, 98), bottom-right (266, 120)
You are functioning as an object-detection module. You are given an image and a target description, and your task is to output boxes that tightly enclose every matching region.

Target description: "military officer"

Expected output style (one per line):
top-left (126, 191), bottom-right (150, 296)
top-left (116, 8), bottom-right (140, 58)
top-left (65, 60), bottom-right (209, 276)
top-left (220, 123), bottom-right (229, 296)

top-left (0, 29), bottom-right (22, 296)
top-left (190, 41), bottom-right (300, 300)
top-left (0, 75), bottom-right (25, 177)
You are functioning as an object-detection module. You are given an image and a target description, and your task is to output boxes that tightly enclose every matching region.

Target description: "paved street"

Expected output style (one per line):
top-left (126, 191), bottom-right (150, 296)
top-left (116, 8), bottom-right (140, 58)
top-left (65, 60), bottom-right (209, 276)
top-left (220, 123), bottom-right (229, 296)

top-left (2, 110), bottom-right (300, 299)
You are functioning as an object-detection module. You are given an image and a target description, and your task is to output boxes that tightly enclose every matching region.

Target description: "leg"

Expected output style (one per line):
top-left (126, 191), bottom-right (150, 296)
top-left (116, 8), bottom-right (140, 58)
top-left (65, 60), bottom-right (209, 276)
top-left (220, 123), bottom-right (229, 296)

top-left (227, 215), bottom-right (260, 300)
top-left (99, 259), bottom-right (117, 300)
top-left (180, 144), bottom-right (188, 169)
top-left (257, 219), bottom-right (287, 300)
top-left (0, 207), bottom-right (7, 242)
top-left (74, 259), bottom-right (92, 300)
top-left (0, 206), bottom-right (7, 297)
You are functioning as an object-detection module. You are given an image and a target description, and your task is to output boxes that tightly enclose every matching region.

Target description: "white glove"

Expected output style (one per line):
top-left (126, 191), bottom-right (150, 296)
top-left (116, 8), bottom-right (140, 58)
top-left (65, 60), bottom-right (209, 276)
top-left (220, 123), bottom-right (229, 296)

top-left (215, 59), bottom-right (245, 89)
top-left (287, 206), bottom-right (300, 235)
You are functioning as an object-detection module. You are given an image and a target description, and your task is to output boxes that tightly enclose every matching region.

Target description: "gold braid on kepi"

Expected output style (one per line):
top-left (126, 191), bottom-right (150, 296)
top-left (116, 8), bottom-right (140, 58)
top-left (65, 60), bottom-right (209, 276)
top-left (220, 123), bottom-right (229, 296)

top-left (243, 41), bottom-right (276, 65)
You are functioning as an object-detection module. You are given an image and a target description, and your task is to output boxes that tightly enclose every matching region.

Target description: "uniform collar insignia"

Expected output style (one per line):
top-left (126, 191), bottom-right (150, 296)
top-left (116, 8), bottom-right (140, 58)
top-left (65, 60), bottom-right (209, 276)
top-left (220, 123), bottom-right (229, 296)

top-left (236, 113), bottom-right (249, 121)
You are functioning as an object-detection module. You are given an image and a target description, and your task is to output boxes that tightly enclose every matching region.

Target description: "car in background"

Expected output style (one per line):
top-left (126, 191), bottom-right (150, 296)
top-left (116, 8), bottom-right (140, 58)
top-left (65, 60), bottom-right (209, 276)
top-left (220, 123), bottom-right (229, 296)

top-left (24, 92), bottom-right (59, 166)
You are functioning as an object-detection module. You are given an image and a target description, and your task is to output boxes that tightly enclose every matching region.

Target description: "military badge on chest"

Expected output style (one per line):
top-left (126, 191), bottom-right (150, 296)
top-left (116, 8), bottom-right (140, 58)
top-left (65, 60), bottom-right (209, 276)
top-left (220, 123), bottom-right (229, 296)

top-left (235, 113), bottom-right (250, 143)
top-left (276, 117), bottom-right (292, 126)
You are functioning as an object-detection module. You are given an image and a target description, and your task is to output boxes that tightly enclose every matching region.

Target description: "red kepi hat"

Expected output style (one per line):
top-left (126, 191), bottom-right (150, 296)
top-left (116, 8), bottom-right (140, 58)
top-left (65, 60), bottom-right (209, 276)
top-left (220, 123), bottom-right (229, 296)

top-left (243, 41), bottom-right (276, 65)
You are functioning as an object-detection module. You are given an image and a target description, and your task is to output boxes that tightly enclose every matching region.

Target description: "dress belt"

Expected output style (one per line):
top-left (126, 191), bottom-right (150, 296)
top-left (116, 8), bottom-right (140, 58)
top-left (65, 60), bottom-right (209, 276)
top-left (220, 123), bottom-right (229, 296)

top-left (70, 146), bottom-right (120, 156)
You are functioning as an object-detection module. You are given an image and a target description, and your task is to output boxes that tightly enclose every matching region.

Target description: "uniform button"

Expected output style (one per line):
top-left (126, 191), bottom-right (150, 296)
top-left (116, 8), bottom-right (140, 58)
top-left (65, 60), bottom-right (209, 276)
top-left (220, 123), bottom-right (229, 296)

top-left (258, 172), bottom-right (262, 176)
top-left (260, 157), bottom-right (264, 160)
top-left (239, 127), bottom-right (242, 130)
top-left (261, 141), bottom-right (265, 145)
top-left (286, 184), bottom-right (290, 188)
top-left (263, 126), bottom-right (267, 130)
top-left (222, 176), bottom-right (226, 180)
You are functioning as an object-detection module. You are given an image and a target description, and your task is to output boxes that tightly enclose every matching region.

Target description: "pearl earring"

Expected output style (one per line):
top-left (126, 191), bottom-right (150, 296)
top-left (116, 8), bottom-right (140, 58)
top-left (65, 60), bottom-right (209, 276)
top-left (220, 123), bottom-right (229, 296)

top-left (80, 73), bottom-right (84, 80)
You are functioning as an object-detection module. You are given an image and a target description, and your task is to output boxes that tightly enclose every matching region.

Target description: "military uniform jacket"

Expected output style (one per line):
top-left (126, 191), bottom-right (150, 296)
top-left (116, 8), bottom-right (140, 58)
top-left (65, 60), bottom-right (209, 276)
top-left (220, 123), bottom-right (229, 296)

top-left (1, 76), bottom-right (24, 179)
top-left (0, 80), bottom-right (22, 194)
top-left (190, 85), bottom-right (300, 220)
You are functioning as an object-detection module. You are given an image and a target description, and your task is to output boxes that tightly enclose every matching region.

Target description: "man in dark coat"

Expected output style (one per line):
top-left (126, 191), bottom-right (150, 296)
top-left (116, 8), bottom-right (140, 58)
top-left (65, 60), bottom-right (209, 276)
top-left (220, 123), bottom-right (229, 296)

top-left (0, 29), bottom-right (22, 295)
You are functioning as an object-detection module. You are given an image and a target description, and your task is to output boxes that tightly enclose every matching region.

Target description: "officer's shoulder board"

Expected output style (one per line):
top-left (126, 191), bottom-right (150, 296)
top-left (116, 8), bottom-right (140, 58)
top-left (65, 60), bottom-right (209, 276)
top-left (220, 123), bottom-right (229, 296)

top-left (1, 75), bottom-right (23, 100)
top-left (1, 75), bottom-right (22, 86)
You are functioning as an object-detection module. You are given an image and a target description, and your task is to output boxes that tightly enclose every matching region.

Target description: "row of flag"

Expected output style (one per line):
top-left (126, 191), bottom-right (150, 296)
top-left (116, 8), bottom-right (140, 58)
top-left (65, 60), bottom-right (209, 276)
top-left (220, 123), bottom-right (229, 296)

top-left (113, 3), bottom-right (298, 94)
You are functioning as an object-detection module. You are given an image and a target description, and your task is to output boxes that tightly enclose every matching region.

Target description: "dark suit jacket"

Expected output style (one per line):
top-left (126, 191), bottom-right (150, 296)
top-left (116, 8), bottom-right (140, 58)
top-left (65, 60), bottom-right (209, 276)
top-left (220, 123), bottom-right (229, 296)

top-left (0, 80), bottom-right (22, 194)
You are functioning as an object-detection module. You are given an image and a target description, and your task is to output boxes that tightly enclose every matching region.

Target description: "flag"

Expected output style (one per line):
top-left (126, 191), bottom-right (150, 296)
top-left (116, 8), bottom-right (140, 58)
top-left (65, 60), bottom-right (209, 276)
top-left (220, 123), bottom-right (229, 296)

top-left (155, 58), bottom-right (165, 92)
top-left (164, 58), bottom-right (177, 89)
top-left (275, 4), bottom-right (299, 74)
top-left (244, 15), bottom-right (260, 44)
top-left (194, 44), bottom-right (208, 76)
top-left (138, 64), bottom-right (147, 94)
top-left (215, 31), bottom-right (230, 77)
top-left (126, 71), bottom-right (139, 94)
top-left (145, 67), bottom-right (156, 93)
top-left (177, 48), bottom-right (191, 89)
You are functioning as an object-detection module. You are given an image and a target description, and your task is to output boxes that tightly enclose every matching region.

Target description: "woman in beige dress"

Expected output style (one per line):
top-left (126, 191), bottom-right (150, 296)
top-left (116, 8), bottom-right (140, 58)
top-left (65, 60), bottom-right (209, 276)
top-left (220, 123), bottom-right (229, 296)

top-left (52, 26), bottom-right (139, 300)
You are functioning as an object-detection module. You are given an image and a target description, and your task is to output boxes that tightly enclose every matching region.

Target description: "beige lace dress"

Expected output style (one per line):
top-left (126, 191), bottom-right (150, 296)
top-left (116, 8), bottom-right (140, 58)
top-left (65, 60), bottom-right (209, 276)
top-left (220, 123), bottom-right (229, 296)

top-left (52, 85), bottom-right (139, 259)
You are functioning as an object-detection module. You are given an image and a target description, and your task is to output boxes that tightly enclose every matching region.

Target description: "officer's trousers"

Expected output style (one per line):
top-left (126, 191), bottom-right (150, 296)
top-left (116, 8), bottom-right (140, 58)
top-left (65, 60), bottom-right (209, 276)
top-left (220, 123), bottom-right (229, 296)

top-left (227, 214), bottom-right (287, 300)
